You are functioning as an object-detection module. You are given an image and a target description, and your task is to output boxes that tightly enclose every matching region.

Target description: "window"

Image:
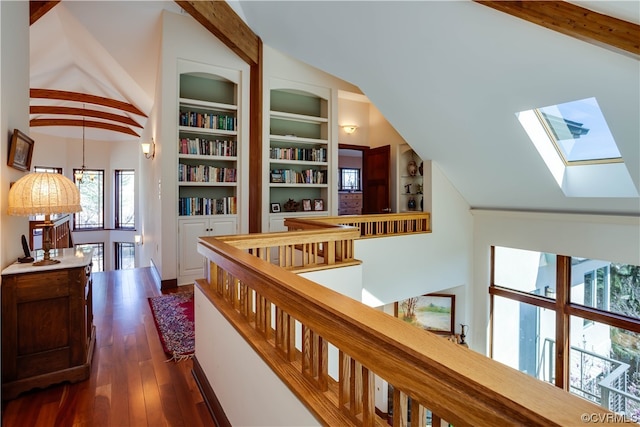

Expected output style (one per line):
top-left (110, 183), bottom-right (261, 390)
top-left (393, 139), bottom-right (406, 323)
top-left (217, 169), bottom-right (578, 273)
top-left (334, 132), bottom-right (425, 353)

top-left (536, 98), bottom-right (621, 165)
top-left (114, 242), bottom-right (135, 270)
top-left (516, 97), bottom-right (637, 197)
top-left (338, 168), bottom-right (361, 191)
top-left (490, 246), bottom-right (640, 419)
top-left (115, 170), bottom-right (135, 229)
top-left (75, 242), bottom-right (104, 272)
top-left (34, 166), bottom-right (62, 174)
top-left (74, 169), bottom-right (104, 229)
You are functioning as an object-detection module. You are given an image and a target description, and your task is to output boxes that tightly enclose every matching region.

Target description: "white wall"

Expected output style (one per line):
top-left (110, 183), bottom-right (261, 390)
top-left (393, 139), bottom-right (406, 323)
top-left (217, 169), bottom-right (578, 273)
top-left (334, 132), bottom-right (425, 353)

top-left (194, 286), bottom-right (320, 427)
top-left (472, 210), bottom-right (640, 355)
top-left (0, 1), bottom-right (30, 270)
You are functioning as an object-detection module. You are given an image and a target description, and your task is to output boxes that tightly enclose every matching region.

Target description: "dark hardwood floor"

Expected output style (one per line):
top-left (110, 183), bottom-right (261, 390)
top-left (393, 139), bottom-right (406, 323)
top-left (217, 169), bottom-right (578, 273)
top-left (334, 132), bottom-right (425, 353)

top-left (1, 267), bottom-right (214, 427)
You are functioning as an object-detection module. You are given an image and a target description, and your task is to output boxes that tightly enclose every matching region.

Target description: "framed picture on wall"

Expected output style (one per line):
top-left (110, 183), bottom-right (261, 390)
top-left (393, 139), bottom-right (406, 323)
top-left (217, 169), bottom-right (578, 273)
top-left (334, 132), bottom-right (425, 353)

top-left (7, 129), bottom-right (34, 172)
top-left (394, 293), bottom-right (455, 335)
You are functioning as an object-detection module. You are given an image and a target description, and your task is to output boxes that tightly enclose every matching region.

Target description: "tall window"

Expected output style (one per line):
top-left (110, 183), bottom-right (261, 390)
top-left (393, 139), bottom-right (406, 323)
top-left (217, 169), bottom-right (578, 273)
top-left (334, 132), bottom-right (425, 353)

top-left (490, 246), bottom-right (640, 419)
top-left (115, 170), bottom-right (135, 229)
top-left (114, 242), bottom-right (135, 270)
top-left (75, 242), bottom-right (104, 272)
top-left (74, 169), bottom-right (104, 230)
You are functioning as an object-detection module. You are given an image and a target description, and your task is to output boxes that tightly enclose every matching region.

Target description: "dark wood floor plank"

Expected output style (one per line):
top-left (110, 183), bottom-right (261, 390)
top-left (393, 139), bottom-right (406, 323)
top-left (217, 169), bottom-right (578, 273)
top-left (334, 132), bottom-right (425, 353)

top-left (1, 267), bottom-right (213, 427)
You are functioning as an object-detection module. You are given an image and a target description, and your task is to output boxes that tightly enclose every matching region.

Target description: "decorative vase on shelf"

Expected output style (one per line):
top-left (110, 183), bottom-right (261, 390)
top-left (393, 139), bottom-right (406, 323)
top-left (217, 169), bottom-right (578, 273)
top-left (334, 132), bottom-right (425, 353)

top-left (407, 160), bottom-right (417, 177)
top-left (418, 161), bottom-right (423, 176)
top-left (408, 197), bottom-right (416, 210)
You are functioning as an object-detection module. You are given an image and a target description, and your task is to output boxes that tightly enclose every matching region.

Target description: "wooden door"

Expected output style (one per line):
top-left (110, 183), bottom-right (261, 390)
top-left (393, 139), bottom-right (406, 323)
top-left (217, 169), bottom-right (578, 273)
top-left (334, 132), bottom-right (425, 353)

top-left (363, 145), bottom-right (391, 214)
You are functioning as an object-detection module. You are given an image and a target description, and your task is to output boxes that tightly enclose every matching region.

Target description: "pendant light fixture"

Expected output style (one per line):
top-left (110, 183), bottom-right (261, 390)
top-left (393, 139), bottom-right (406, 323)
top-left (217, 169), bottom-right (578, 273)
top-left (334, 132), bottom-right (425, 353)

top-left (74, 107), bottom-right (86, 183)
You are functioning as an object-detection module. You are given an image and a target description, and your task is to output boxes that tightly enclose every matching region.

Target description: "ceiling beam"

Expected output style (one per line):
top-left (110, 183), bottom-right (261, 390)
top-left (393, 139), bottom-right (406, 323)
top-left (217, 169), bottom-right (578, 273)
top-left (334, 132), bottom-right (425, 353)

top-left (29, 1), bottom-right (60, 25)
top-left (30, 106), bottom-right (143, 128)
top-left (475, 1), bottom-right (640, 58)
top-left (30, 89), bottom-right (147, 117)
top-left (30, 118), bottom-right (140, 137)
top-left (174, 1), bottom-right (260, 65)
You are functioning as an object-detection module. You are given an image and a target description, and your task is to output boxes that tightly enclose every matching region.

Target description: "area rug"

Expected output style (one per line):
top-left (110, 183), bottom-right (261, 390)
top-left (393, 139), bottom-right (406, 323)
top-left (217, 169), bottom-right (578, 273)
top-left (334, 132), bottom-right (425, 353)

top-left (148, 291), bottom-right (195, 361)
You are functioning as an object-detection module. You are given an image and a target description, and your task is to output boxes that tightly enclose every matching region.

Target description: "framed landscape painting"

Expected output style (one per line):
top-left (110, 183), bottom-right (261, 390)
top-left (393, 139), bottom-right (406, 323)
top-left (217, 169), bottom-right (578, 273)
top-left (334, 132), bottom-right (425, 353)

top-left (395, 293), bottom-right (455, 335)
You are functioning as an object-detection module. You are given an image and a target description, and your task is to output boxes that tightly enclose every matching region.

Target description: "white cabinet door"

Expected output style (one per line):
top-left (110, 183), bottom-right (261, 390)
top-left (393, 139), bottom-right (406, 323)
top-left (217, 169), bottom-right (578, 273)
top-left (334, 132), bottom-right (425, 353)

top-left (210, 217), bottom-right (237, 236)
top-left (178, 218), bottom-right (208, 279)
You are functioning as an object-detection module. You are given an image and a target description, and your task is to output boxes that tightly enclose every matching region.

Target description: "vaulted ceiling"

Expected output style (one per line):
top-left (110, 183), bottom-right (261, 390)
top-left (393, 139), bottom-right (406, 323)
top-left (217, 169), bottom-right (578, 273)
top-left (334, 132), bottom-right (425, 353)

top-left (29, 1), bottom-right (640, 216)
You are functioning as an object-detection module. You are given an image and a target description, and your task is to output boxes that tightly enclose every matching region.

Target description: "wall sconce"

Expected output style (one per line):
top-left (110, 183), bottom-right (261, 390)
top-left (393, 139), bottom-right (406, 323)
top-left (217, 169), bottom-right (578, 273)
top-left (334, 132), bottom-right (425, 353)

top-left (134, 234), bottom-right (143, 245)
top-left (141, 138), bottom-right (155, 159)
top-left (342, 125), bottom-right (358, 134)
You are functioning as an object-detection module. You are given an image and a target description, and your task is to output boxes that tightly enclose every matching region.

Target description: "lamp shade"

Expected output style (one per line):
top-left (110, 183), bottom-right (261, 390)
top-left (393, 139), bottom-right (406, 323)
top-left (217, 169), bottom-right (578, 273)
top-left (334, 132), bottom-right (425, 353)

top-left (8, 173), bottom-right (82, 216)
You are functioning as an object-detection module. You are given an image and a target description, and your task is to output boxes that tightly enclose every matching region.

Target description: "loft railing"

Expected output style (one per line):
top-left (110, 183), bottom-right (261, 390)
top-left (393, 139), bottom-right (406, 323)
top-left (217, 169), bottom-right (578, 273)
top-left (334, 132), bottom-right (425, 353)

top-left (197, 230), bottom-right (612, 427)
top-left (285, 212), bottom-right (430, 238)
top-left (216, 226), bottom-right (361, 273)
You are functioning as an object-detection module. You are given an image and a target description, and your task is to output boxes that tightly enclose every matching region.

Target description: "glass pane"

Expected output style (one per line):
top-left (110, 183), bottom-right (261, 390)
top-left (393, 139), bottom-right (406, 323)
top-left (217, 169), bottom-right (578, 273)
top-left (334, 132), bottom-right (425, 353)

top-left (492, 296), bottom-right (556, 381)
top-left (538, 97), bottom-right (621, 163)
top-left (75, 170), bottom-right (104, 229)
top-left (75, 243), bottom-right (104, 272)
top-left (116, 170), bottom-right (135, 229)
top-left (570, 317), bottom-right (640, 421)
top-left (115, 242), bottom-right (135, 270)
top-left (494, 246), bottom-right (556, 298)
top-left (571, 260), bottom-right (640, 321)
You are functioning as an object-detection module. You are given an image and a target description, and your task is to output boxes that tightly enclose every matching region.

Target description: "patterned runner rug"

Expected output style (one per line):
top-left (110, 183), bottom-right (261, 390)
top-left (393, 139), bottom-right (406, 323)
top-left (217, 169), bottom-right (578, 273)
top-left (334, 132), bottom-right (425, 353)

top-left (148, 290), bottom-right (195, 361)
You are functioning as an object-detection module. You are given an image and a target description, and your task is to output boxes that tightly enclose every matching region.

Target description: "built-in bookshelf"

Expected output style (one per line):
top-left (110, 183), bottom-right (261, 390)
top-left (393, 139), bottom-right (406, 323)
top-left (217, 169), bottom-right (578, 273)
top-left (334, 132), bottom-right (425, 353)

top-left (178, 73), bottom-right (238, 219)
top-left (176, 62), bottom-right (244, 282)
top-left (266, 82), bottom-right (331, 230)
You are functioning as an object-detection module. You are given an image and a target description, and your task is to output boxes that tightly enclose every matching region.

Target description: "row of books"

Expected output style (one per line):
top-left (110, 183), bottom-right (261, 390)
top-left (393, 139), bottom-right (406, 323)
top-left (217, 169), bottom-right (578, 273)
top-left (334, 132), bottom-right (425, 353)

top-left (178, 196), bottom-right (237, 216)
top-left (270, 169), bottom-right (326, 184)
top-left (178, 164), bottom-right (237, 183)
top-left (270, 147), bottom-right (327, 162)
top-left (179, 111), bottom-right (237, 131)
top-left (179, 137), bottom-right (237, 157)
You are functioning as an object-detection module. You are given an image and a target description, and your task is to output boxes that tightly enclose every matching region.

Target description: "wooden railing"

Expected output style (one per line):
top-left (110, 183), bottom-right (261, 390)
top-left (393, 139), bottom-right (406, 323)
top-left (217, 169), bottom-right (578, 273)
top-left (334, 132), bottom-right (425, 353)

top-left (216, 226), bottom-right (361, 273)
top-left (285, 212), bottom-right (430, 238)
top-left (29, 214), bottom-right (73, 250)
top-left (197, 233), bottom-right (613, 427)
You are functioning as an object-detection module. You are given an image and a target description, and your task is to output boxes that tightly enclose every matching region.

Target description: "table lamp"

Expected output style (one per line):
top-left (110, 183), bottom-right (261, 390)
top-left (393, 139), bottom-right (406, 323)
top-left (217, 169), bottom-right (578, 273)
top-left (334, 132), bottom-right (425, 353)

top-left (7, 172), bottom-right (82, 266)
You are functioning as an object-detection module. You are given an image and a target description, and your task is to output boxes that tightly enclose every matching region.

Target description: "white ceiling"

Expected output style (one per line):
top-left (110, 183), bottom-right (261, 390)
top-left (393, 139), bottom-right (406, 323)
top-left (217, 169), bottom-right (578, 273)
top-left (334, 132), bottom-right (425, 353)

top-left (29, 1), bottom-right (640, 216)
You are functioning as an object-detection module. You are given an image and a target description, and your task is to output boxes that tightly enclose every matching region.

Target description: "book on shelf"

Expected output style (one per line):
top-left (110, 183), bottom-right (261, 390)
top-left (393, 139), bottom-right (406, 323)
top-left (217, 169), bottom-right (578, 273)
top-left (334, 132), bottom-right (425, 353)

top-left (179, 110), bottom-right (237, 131)
top-left (178, 137), bottom-right (237, 157)
top-left (269, 147), bottom-right (326, 162)
top-left (270, 169), bottom-right (326, 184)
top-left (178, 196), bottom-right (237, 216)
top-left (178, 164), bottom-right (237, 183)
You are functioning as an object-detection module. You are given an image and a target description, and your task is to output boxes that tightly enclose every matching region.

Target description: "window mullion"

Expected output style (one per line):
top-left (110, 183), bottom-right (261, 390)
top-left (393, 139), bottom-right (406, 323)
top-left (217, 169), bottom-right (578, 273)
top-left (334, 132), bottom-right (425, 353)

top-left (555, 255), bottom-right (570, 391)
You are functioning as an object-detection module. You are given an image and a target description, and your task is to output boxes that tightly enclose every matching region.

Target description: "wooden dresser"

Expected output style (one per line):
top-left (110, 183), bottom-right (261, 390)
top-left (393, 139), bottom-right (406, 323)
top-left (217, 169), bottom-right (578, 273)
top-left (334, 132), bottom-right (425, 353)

top-left (1, 248), bottom-right (95, 400)
top-left (338, 192), bottom-right (362, 215)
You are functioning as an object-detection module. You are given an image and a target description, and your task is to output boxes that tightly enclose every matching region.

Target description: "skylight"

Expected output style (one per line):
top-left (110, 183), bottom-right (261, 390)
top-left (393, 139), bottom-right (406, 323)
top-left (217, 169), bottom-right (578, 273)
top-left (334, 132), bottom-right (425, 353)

top-left (517, 97), bottom-right (638, 198)
top-left (536, 97), bottom-right (621, 165)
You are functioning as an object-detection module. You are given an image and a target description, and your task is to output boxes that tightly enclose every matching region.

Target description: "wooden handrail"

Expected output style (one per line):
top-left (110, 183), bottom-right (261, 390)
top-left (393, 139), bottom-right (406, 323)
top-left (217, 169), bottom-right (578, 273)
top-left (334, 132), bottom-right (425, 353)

top-left (197, 236), bottom-right (612, 427)
top-left (285, 212), bottom-right (431, 238)
top-left (29, 214), bottom-right (72, 250)
top-left (210, 226), bottom-right (361, 273)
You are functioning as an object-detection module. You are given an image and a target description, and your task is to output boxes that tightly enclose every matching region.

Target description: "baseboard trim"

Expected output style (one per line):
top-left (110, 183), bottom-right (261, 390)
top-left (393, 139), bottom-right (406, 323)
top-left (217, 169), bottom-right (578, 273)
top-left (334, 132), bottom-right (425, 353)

top-left (160, 278), bottom-right (177, 290)
top-left (192, 356), bottom-right (231, 427)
